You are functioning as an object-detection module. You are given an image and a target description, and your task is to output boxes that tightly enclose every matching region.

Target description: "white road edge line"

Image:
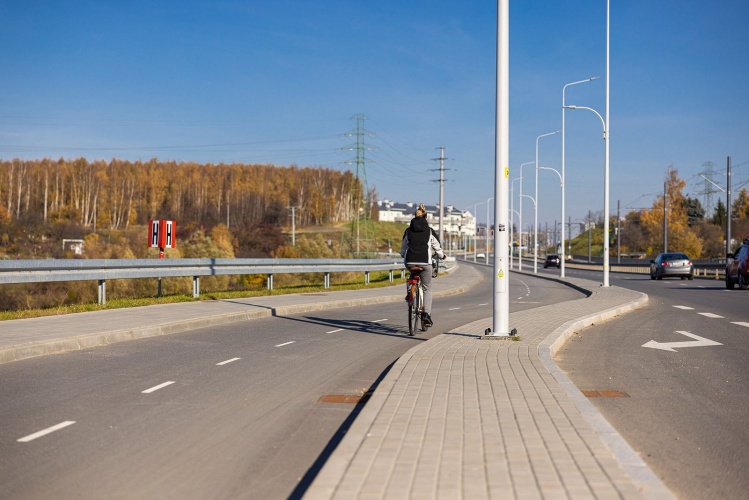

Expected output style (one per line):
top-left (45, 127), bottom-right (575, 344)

top-left (698, 312), bottom-right (724, 319)
top-left (142, 381), bottom-right (176, 394)
top-left (275, 341), bottom-right (295, 347)
top-left (216, 357), bottom-right (241, 366)
top-left (18, 421), bottom-right (76, 443)
top-left (326, 329), bottom-right (344, 334)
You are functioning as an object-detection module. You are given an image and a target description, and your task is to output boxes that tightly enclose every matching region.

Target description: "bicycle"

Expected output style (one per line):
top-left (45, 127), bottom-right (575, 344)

top-left (406, 266), bottom-right (428, 336)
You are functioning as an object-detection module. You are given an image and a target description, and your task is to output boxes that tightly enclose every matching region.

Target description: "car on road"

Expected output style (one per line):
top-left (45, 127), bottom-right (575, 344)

top-left (725, 238), bottom-right (749, 289)
top-left (475, 253), bottom-right (486, 260)
top-left (649, 252), bottom-right (693, 280)
top-left (543, 254), bottom-right (561, 268)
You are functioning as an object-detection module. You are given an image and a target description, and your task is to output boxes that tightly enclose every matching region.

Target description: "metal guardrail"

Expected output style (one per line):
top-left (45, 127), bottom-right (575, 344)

top-left (0, 258), bottom-right (406, 305)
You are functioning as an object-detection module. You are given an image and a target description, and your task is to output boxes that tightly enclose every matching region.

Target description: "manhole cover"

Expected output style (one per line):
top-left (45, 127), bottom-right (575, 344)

top-left (318, 393), bottom-right (371, 404)
top-left (582, 389), bottom-right (629, 398)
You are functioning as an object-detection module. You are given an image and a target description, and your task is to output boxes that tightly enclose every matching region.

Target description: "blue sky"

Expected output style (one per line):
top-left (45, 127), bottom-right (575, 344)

top-left (2, 1), bottom-right (748, 235)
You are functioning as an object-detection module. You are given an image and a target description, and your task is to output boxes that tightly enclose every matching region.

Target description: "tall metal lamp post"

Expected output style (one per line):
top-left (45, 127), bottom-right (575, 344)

top-left (562, 76), bottom-right (599, 277)
top-left (518, 161), bottom-right (534, 271)
top-left (535, 131), bottom-right (560, 273)
top-left (564, 104), bottom-right (609, 286)
top-left (538, 165), bottom-right (563, 276)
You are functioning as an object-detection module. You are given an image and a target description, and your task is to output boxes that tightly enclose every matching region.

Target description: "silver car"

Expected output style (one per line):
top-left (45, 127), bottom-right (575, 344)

top-left (650, 252), bottom-right (694, 280)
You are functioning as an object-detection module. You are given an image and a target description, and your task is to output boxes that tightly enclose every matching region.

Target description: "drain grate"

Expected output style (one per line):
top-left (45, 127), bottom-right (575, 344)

top-left (318, 393), bottom-right (371, 404)
top-left (582, 389), bottom-right (629, 398)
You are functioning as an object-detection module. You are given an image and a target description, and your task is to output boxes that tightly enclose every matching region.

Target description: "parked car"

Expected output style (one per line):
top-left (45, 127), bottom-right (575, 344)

top-left (649, 252), bottom-right (693, 280)
top-left (725, 238), bottom-right (749, 289)
top-left (543, 254), bottom-right (561, 268)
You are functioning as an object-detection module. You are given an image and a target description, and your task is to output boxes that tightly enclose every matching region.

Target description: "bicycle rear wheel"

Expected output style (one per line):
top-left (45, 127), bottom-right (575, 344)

top-left (408, 301), bottom-right (418, 336)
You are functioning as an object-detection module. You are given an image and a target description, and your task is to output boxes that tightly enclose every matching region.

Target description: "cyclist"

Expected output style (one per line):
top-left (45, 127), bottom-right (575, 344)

top-left (400, 203), bottom-right (445, 327)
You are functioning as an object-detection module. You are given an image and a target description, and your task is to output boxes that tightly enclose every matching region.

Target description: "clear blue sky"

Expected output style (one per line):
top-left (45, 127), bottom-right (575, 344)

top-left (2, 1), bottom-right (748, 235)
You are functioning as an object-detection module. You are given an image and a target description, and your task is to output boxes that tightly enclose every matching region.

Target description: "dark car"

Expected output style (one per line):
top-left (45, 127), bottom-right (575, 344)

top-left (725, 238), bottom-right (749, 289)
top-left (650, 252), bottom-right (693, 280)
top-left (543, 254), bottom-right (560, 269)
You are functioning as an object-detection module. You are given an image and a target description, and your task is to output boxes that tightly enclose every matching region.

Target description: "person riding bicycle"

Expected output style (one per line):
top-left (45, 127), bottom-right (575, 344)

top-left (400, 203), bottom-right (445, 327)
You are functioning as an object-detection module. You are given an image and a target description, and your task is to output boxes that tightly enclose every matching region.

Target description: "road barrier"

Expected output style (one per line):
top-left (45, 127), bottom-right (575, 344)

top-left (0, 258), bottom-right (406, 305)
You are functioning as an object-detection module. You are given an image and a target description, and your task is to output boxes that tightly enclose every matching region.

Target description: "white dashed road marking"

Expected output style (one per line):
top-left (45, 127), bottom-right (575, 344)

top-left (18, 421), bottom-right (76, 443)
top-left (478, 303), bottom-right (488, 306)
top-left (275, 341), bottom-right (295, 347)
top-left (673, 306), bottom-right (694, 310)
top-left (732, 322), bottom-right (749, 328)
top-left (372, 319), bottom-right (388, 323)
top-left (326, 329), bottom-right (344, 334)
top-left (216, 357), bottom-right (241, 366)
top-left (698, 313), bottom-right (724, 319)
top-left (449, 307), bottom-right (461, 311)
top-left (142, 381), bottom-right (175, 394)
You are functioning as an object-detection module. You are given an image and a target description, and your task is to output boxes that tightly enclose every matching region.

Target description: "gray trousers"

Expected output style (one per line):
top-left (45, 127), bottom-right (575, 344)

top-left (409, 267), bottom-right (433, 315)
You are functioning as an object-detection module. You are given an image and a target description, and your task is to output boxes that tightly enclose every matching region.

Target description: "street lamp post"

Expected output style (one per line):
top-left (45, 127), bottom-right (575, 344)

top-left (562, 76), bottom-right (599, 278)
top-left (564, 103), bottom-right (609, 286)
top-left (535, 131), bottom-right (560, 273)
top-left (486, 197), bottom-right (493, 265)
top-left (510, 176), bottom-right (522, 269)
top-left (472, 201), bottom-right (485, 262)
top-left (538, 166), bottom-right (563, 276)
top-left (518, 161), bottom-right (534, 271)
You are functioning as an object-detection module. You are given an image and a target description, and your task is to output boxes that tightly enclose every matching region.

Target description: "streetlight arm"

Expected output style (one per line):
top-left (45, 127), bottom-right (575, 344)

top-left (538, 166), bottom-right (563, 186)
top-left (520, 194), bottom-right (536, 208)
top-left (564, 105), bottom-right (606, 138)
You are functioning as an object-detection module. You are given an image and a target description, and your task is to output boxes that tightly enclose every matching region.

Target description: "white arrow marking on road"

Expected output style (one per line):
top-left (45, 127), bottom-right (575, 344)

top-left (642, 331), bottom-right (722, 352)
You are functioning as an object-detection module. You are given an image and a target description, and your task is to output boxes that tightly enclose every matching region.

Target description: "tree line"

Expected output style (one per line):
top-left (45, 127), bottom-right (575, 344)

top-left (0, 158), bottom-right (361, 230)
top-left (605, 166), bottom-right (749, 259)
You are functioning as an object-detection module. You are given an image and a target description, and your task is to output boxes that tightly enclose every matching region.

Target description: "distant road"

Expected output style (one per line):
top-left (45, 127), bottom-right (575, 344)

top-left (551, 265), bottom-right (749, 499)
top-left (0, 264), bottom-right (584, 499)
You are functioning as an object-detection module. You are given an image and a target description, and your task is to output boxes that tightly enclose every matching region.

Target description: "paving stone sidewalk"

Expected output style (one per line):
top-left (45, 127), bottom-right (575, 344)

top-left (305, 274), bottom-right (675, 499)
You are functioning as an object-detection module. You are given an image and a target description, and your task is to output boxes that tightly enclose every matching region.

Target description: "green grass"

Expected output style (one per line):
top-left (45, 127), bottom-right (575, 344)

top-left (0, 271), bottom-right (408, 321)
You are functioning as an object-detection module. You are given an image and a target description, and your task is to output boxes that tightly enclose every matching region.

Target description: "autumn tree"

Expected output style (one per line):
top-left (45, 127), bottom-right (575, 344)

top-left (638, 166), bottom-right (702, 257)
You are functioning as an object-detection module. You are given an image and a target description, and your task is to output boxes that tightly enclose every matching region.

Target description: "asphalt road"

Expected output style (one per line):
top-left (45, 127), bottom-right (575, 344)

top-left (549, 265), bottom-right (749, 499)
top-left (0, 265), bottom-right (584, 500)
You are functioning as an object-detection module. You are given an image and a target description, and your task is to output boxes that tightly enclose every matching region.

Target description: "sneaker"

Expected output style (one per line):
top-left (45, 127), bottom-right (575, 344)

top-left (422, 312), bottom-right (433, 327)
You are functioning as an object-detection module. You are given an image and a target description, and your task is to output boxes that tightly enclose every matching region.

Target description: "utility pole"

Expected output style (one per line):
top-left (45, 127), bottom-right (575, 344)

top-left (430, 146), bottom-right (451, 243)
top-left (617, 200), bottom-right (621, 264)
top-left (287, 206), bottom-right (299, 246)
top-left (588, 210), bottom-right (592, 263)
top-left (663, 180), bottom-right (668, 253)
top-left (727, 155), bottom-right (732, 255)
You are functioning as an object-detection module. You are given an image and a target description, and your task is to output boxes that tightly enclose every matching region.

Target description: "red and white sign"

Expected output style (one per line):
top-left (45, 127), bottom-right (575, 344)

top-left (148, 220), bottom-right (176, 249)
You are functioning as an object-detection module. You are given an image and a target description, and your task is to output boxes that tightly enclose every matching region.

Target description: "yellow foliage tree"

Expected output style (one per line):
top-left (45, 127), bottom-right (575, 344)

top-left (638, 166), bottom-right (703, 257)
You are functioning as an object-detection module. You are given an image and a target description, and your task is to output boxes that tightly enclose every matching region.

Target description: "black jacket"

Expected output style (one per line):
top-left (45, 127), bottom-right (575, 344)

top-left (400, 217), bottom-right (445, 266)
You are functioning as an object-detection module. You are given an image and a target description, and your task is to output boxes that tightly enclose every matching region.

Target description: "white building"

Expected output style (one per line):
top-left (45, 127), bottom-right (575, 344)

top-left (376, 200), bottom-right (477, 245)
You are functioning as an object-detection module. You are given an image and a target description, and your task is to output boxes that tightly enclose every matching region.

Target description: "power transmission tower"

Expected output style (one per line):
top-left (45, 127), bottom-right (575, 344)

top-left (343, 114), bottom-right (376, 256)
top-left (430, 146), bottom-right (452, 243)
top-left (698, 161), bottom-right (718, 217)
